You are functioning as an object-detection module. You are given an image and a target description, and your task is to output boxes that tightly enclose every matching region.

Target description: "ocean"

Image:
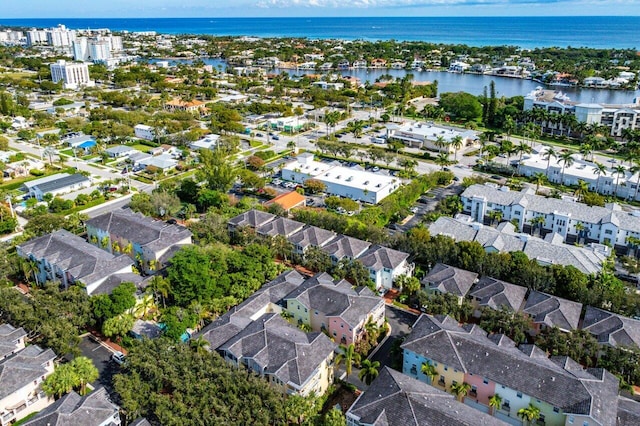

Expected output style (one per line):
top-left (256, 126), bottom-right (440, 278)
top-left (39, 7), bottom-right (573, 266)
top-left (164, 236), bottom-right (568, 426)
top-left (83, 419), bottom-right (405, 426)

top-left (2, 16), bottom-right (640, 49)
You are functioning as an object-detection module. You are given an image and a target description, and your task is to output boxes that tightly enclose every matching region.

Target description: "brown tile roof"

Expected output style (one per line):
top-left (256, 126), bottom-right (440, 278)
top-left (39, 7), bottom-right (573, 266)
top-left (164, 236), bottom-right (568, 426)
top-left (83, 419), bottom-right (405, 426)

top-left (264, 191), bottom-right (306, 211)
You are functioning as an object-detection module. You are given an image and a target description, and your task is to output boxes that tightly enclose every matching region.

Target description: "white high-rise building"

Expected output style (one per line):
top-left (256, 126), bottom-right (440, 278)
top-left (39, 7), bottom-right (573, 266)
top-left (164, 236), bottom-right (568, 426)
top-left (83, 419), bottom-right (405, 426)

top-left (50, 60), bottom-right (94, 90)
top-left (72, 37), bottom-right (89, 61)
top-left (47, 25), bottom-right (76, 47)
top-left (26, 29), bottom-right (47, 46)
top-left (89, 40), bottom-right (111, 62)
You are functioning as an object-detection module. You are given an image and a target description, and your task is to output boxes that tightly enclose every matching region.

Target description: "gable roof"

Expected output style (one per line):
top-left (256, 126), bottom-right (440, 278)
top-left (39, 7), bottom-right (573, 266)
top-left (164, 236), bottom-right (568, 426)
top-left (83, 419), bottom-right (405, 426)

top-left (21, 387), bottom-right (119, 426)
top-left (256, 216), bottom-right (305, 238)
top-left (347, 367), bottom-right (508, 426)
top-left (422, 263), bottom-right (478, 297)
top-left (523, 290), bottom-right (582, 331)
top-left (86, 209), bottom-right (192, 253)
top-left (617, 397), bottom-right (640, 426)
top-left (468, 276), bottom-right (528, 311)
top-left (228, 209), bottom-right (276, 229)
top-left (581, 306), bottom-right (640, 348)
top-left (401, 315), bottom-right (619, 425)
top-left (0, 323), bottom-right (27, 360)
top-left (17, 229), bottom-right (134, 288)
top-left (0, 345), bottom-right (56, 401)
top-left (264, 191), bottom-right (306, 211)
top-left (358, 245), bottom-right (409, 271)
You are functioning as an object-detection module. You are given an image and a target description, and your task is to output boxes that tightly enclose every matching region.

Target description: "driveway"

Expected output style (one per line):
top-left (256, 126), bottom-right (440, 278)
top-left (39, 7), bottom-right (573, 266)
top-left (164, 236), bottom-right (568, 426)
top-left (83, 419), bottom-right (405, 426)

top-left (76, 334), bottom-right (120, 393)
top-left (370, 305), bottom-right (418, 369)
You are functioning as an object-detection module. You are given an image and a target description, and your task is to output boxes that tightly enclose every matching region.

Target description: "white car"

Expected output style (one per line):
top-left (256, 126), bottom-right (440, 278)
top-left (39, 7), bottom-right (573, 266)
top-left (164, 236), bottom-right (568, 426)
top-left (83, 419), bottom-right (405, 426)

top-left (111, 351), bottom-right (126, 366)
top-left (410, 206), bottom-right (419, 214)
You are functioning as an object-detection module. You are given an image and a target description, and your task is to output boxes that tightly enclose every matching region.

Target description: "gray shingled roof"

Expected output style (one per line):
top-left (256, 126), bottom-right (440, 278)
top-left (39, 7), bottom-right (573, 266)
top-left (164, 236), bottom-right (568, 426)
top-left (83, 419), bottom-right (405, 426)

top-left (256, 216), bottom-right (305, 238)
top-left (21, 387), bottom-right (120, 426)
top-left (617, 397), bottom-right (640, 426)
top-left (227, 209), bottom-right (276, 229)
top-left (288, 225), bottom-right (337, 249)
top-left (321, 234), bottom-right (371, 261)
top-left (401, 315), bottom-right (619, 425)
top-left (218, 314), bottom-right (336, 388)
top-left (0, 323), bottom-right (27, 360)
top-left (581, 306), bottom-right (640, 348)
top-left (468, 276), bottom-right (528, 311)
top-left (523, 291), bottom-right (583, 331)
top-left (428, 216), bottom-right (606, 274)
top-left (358, 245), bottom-right (409, 271)
top-left (17, 230), bottom-right (134, 289)
top-left (89, 273), bottom-right (145, 296)
top-left (422, 263), bottom-right (478, 297)
top-left (86, 209), bottom-right (192, 253)
top-left (347, 367), bottom-right (509, 426)
top-left (284, 273), bottom-right (382, 328)
top-left (0, 345), bottom-right (56, 401)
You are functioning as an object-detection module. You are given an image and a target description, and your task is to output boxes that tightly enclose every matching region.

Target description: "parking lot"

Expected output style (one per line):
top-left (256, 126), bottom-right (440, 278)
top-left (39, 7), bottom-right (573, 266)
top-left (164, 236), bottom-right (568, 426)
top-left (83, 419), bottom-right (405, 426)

top-left (77, 334), bottom-right (120, 392)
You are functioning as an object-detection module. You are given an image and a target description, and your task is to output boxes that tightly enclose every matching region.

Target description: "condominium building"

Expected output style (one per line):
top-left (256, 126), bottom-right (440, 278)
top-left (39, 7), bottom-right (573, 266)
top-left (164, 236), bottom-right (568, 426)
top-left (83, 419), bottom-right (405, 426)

top-left (523, 87), bottom-right (640, 139)
top-left (49, 60), bottom-right (94, 90)
top-left (460, 183), bottom-right (640, 252)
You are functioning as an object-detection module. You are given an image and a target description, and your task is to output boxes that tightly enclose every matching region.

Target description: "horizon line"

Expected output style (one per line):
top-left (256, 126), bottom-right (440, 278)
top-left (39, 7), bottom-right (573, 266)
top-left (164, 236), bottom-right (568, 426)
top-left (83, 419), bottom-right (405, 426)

top-left (3, 15), bottom-right (640, 20)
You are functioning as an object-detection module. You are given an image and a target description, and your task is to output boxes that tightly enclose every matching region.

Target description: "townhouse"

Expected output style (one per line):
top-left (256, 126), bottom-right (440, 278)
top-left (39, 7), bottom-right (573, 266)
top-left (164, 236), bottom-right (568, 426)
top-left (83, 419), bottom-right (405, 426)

top-left (21, 388), bottom-right (121, 426)
top-left (228, 210), bottom-right (414, 290)
top-left (0, 340), bottom-right (56, 426)
top-left (346, 367), bottom-right (508, 426)
top-left (196, 270), bottom-right (336, 396)
top-left (581, 306), bottom-right (640, 348)
top-left (85, 209), bottom-right (193, 274)
top-left (522, 291), bottom-right (582, 334)
top-left (468, 276), bottom-right (528, 317)
top-left (282, 272), bottom-right (385, 345)
top-left (460, 183), bottom-right (640, 252)
top-left (428, 216), bottom-right (608, 274)
top-left (402, 314), bottom-right (620, 426)
top-left (422, 263), bottom-right (478, 304)
top-left (16, 229), bottom-right (135, 295)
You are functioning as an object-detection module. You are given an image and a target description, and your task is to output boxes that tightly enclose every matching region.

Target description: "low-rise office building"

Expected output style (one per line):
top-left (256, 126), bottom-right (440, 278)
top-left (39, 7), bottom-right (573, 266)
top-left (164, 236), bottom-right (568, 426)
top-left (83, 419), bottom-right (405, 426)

top-left (386, 122), bottom-right (478, 153)
top-left (282, 153), bottom-right (401, 204)
top-left (22, 173), bottom-right (92, 201)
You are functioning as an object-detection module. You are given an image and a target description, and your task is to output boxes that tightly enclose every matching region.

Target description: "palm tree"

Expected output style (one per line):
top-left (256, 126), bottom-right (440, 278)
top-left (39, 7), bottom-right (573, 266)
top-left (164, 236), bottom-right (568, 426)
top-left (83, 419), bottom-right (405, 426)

top-left (271, 234), bottom-right (293, 262)
top-left (557, 151), bottom-right (575, 185)
top-left (488, 210), bottom-right (503, 225)
top-left (579, 143), bottom-right (593, 162)
top-left (516, 142), bottom-right (532, 162)
top-left (630, 163), bottom-right (640, 201)
top-left (532, 172), bottom-right (547, 194)
top-left (450, 135), bottom-right (463, 161)
top-left (42, 364), bottom-right (77, 399)
top-left (420, 362), bottom-right (437, 384)
top-left (574, 179), bottom-right (589, 202)
top-left (334, 344), bottom-right (361, 379)
top-left (488, 394), bottom-right (502, 416)
top-left (613, 165), bottom-right (627, 198)
top-left (542, 147), bottom-right (557, 179)
top-left (451, 381), bottom-right (471, 402)
top-left (626, 236), bottom-right (640, 258)
top-left (436, 152), bottom-right (452, 170)
top-left (69, 356), bottom-right (99, 396)
top-left (434, 135), bottom-right (447, 152)
top-left (517, 403), bottom-right (541, 426)
top-left (358, 359), bottom-right (381, 385)
top-left (346, 119), bottom-right (365, 139)
top-left (529, 215), bottom-right (545, 236)
top-left (575, 222), bottom-right (586, 244)
top-left (147, 275), bottom-right (171, 308)
top-left (593, 162), bottom-right (607, 194)
top-left (189, 336), bottom-right (209, 355)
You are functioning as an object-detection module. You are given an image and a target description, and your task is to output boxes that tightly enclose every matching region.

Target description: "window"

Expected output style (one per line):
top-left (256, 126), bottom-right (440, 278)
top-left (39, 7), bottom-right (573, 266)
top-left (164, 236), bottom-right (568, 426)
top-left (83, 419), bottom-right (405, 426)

top-left (553, 407), bottom-right (559, 413)
top-left (605, 229), bottom-right (613, 235)
top-left (444, 366), bottom-right (448, 371)
top-left (516, 392), bottom-right (522, 398)
top-left (483, 378), bottom-right (489, 385)
top-left (515, 211), bottom-right (520, 216)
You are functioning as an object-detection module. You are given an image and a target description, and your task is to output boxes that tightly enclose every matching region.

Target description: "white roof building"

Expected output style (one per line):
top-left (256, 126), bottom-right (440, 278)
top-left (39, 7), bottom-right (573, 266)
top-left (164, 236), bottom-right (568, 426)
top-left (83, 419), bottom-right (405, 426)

top-left (189, 134), bottom-right (220, 151)
top-left (281, 153), bottom-right (401, 204)
top-left (387, 122), bottom-right (478, 153)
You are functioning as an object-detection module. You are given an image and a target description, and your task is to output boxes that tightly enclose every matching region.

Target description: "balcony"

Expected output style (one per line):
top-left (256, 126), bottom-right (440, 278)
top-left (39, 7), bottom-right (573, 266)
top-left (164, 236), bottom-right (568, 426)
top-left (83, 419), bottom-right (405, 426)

top-left (501, 404), bottom-right (510, 412)
top-left (437, 379), bottom-right (445, 386)
top-left (469, 390), bottom-right (478, 398)
top-left (1, 412), bottom-right (15, 424)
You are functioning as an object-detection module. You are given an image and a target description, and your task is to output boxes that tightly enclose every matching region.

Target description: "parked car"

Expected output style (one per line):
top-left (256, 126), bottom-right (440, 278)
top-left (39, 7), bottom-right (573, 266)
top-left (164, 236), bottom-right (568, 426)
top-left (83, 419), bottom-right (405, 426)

top-left (372, 166), bottom-right (380, 172)
top-left (111, 351), bottom-right (126, 366)
top-left (256, 133), bottom-right (264, 137)
top-left (272, 135), bottom-right (280, 140)
top-left (410, 206), bottom-right (419, 214)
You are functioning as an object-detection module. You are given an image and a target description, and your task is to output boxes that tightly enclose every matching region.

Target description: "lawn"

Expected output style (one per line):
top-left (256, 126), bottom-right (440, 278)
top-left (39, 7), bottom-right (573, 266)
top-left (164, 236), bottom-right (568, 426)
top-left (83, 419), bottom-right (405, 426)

top-left (128, 144), bottom-right (152, 153)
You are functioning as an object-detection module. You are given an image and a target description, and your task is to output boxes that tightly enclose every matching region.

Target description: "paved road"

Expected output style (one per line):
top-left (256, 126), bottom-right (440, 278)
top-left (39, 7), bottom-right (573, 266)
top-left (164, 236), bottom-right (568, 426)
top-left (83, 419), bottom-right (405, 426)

top-left (370, 305), bottom-right (418, 370)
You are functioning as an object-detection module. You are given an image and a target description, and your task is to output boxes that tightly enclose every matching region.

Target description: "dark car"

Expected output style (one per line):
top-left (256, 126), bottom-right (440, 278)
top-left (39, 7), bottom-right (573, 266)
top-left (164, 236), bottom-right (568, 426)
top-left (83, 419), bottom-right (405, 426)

top-left (443, 167), bottom-right (451, 172)
top-left (490, 175), bottom-right (503, 180)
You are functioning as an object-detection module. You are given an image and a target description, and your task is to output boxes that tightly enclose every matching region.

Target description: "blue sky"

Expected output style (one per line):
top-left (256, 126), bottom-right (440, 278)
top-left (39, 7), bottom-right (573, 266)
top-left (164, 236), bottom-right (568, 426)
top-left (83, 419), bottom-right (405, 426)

top-left (2, 0), bottom-right (638, 18)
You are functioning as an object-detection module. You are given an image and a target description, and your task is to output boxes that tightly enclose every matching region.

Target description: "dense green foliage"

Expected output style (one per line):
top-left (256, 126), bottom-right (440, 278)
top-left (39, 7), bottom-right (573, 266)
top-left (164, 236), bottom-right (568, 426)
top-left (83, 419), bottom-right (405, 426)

top-left (113, 338), bottom-right (289, 425)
